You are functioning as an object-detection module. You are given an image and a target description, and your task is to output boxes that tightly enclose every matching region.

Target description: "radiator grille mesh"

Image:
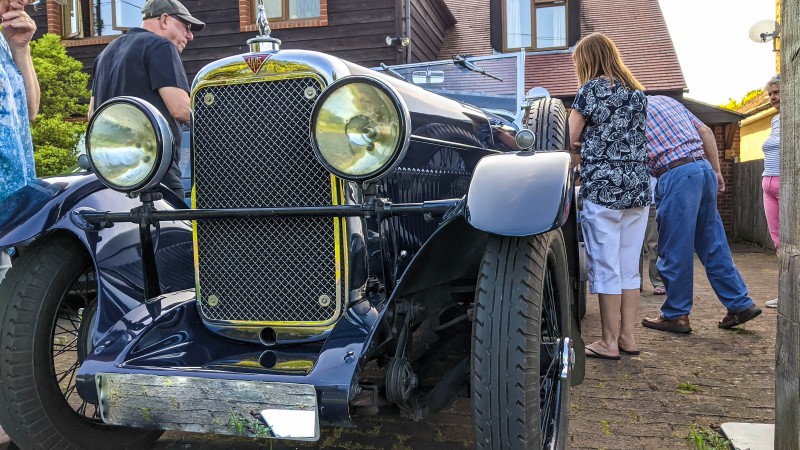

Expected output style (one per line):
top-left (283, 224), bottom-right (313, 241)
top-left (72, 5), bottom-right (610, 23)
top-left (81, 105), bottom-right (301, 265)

top-left (192, 77), bottom-right (339, 323)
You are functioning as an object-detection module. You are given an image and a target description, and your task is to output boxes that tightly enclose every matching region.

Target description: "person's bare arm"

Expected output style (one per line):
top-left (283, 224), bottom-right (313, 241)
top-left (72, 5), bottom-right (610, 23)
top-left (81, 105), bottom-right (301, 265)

top-left (697, 124), bottom-right (725, 193)
top-left (568, 110), bottom-right (586, 169)
top-left (3, 8), bottom-right (40, 120)
top-left (158, 87), bottom-right (191, 124)
top-left (88, 96), bottom-right (95, 119)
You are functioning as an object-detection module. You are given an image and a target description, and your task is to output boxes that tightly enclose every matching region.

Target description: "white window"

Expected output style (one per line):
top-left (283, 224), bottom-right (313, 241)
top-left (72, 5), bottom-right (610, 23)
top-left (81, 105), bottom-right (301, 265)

top-left (503, 0), bottom-right (567, 51)
top-left (252, 0), bottom-right (321, 22)
top-left (62, 0), bottom-right (146, 38)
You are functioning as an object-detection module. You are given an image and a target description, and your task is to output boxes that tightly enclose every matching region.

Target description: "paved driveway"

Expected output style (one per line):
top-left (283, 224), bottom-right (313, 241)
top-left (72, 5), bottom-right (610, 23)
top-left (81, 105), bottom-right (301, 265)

top-left (569, 244), bottom-right (777, 449)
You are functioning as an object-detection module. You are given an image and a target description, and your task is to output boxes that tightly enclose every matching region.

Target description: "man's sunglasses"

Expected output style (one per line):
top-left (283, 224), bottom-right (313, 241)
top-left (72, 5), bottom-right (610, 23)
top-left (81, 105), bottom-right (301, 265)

top-left (169, 15), bottom-right (192, 32)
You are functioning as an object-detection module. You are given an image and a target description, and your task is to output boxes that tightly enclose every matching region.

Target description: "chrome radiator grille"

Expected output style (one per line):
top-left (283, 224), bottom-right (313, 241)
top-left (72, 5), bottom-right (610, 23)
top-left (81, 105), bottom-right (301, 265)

top-left (192, 77), bottom-right (339, 323)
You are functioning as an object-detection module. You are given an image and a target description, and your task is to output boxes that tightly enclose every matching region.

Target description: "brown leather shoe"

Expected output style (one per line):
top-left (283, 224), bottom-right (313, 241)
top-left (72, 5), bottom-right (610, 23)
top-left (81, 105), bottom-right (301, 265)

top-left (718, 305), bottom-right (762, 329)
top-left (642, 314), bottom-right (692, 333)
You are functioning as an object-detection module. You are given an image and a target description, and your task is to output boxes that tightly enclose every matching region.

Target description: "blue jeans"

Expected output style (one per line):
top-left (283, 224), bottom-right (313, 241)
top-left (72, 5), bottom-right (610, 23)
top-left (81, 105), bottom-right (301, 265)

top-left (654, 159), bottom-right (754, 319)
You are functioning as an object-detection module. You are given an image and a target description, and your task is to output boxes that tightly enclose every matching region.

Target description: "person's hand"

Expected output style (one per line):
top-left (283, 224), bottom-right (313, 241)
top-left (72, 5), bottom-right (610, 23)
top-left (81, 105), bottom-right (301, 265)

top-left (715, 170), bottom-right (725, 193)
top-left (10, 0), bottom-right (32, 10)
top-left (1, 6), bottom-right (36, 50)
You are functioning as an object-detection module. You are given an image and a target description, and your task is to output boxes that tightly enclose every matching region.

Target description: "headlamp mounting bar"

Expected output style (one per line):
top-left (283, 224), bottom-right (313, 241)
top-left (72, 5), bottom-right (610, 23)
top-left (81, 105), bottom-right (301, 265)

top-left (77, 199), bottom-right (463, 229)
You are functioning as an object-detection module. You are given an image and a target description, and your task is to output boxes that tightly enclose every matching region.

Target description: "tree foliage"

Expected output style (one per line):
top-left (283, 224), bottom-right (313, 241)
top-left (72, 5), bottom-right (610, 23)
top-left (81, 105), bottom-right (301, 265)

top-left (720, 89), bottom-right (764, 111)
top-left (29, 34), bottom-right (90, 176)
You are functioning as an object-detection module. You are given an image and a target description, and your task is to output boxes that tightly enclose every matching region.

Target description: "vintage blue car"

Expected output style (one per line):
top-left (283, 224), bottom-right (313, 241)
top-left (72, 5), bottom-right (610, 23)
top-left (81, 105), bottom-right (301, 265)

top-left (0, 13), bottom-right (585, 450)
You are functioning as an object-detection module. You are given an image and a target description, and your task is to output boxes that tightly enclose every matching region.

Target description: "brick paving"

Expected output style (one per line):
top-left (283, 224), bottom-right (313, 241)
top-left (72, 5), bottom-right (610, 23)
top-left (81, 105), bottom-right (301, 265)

top-left (0, 244), bottom-right (778, 450)
top-left (569, 243), bottom-right (778, 449)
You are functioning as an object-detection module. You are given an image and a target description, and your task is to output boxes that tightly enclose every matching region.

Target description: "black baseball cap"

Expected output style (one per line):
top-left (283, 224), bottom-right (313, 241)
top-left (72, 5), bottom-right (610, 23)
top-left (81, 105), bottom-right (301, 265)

top-left (141, 0), bottom-right (205, 31)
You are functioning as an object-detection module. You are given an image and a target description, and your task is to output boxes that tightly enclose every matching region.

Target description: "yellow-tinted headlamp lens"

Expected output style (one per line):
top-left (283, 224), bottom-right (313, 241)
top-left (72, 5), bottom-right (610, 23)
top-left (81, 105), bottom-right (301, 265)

top-left (87, 103), bottom-right (159, 190)
top-left (313, 80), bottom-right (403, 179)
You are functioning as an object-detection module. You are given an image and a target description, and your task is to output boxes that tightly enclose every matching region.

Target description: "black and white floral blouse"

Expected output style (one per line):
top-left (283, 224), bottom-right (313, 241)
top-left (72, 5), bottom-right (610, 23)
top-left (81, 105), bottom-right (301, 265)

top-left (572, 77), bottom-right (651, 210)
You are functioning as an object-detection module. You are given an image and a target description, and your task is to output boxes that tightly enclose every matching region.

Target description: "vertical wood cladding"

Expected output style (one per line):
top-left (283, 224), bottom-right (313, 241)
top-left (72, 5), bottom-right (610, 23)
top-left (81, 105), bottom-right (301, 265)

top-left (49, 0), bottom-right (403, 84)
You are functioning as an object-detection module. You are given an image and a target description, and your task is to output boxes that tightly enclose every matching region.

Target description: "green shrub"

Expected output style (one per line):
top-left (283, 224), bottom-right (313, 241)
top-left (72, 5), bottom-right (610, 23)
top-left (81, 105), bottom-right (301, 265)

top-left (29, 33), bottom-right (90, 176)
top-left (34, 145), bottom-right (76, 177)
top-left (30, 116), bottom-right (85, 155)
top-left (30, 34), bottom-right (89, 119)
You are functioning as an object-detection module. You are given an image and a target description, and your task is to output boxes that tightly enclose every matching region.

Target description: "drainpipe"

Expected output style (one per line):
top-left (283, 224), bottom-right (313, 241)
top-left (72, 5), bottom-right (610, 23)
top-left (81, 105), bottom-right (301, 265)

top-left (405, 0), bottom-right (411, 63)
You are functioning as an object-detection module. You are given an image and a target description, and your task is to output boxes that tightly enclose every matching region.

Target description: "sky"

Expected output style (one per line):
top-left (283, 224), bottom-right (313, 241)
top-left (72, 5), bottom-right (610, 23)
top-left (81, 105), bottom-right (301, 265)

top-left (658, 0), bottom-right (778, 105)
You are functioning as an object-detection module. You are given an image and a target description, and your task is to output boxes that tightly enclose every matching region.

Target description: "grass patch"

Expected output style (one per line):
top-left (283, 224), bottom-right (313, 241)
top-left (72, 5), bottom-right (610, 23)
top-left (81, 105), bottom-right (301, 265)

top-left (687, 424), bottom-right (731, 450)
top-left (320, 427), bottom-right (344, 447)
top-left (226, 409), bottom-right (271, 439)
top-left (600, 420), bottom-right (612, 436)
top-left (677, 382), bottom-right (701, 394)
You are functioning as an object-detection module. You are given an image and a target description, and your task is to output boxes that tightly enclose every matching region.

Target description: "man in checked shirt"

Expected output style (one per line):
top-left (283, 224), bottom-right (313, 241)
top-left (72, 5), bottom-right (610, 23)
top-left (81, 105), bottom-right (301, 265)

top-left (641, 95), bottom-right (762, 333)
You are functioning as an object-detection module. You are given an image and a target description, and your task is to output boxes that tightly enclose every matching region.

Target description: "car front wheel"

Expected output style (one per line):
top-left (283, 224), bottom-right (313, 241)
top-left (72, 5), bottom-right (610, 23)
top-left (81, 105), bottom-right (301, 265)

top-left (472, 230), bottom-right (573, 450)
top-left (0, 236), bottom-right (162, 449)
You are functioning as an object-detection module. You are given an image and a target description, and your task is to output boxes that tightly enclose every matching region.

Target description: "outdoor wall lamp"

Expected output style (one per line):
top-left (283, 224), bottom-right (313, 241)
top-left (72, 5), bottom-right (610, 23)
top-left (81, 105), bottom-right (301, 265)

top-left (386, 36), bottom-right (410, 47)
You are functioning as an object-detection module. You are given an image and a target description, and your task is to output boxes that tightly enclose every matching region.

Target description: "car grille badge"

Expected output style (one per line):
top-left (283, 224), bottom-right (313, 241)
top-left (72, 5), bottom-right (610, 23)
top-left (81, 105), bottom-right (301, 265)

top-left (244, 54), bottom-right (271, 74)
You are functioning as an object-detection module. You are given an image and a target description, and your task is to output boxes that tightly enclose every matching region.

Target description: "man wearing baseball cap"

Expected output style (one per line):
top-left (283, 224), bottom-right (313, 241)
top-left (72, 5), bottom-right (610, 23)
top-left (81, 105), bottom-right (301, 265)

top-left (89, 0), bottom-right (205, 199)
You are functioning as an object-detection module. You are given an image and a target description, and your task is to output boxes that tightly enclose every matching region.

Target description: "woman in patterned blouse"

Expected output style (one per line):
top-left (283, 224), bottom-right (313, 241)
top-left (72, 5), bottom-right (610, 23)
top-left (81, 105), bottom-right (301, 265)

top-left (568, 32), bottom-right (651, 360)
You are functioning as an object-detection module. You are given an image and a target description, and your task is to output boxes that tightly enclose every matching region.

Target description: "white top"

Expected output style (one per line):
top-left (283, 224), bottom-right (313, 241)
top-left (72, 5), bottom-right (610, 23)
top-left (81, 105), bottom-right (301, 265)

top-left (762, 114), bottom-right (780, 177)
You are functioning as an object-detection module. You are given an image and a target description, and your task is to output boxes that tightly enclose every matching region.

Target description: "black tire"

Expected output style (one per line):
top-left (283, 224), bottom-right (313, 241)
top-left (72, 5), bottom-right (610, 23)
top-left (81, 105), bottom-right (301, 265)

top-left (525, 98), bottom-right (567, 151)
top-left (0, 236), bottom-right (162, 449)
top-left (472, 230), bottom-right (572, 450)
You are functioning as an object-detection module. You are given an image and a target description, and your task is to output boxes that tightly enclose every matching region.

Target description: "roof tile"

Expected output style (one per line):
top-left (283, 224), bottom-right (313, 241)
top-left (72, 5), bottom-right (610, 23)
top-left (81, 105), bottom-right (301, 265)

top-left (439, 0), bottom-right (686, 97)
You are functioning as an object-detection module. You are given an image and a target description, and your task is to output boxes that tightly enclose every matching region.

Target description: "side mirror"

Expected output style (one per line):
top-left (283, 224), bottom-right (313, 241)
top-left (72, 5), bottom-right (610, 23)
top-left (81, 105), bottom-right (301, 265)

top-left (411, 70), bottom-right (445, 84)
top-left (77, 154), bottom-right (92, 171)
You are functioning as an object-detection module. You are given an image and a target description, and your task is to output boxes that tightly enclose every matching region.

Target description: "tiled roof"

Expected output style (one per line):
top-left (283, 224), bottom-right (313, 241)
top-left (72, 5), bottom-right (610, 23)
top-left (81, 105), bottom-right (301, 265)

top-left (439, 0), bottom-right (687, 98)
top-left (735, 94), bottom-right (770, 115)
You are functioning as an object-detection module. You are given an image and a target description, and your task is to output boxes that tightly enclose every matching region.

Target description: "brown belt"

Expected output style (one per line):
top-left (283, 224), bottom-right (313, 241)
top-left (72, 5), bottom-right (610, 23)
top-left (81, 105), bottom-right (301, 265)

top-left (655, 155), bottom-right (705, 178)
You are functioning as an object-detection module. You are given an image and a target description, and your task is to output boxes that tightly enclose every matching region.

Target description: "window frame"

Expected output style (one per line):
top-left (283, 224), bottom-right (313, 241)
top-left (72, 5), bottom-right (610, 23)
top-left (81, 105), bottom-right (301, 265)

top-left (61, 0), bottom-right (82, 39)
top-left (61, 0), bottom-right (143, 39)
top-left (110, 0), bottom-right (146, 33)
top-left (250, 0), bottom-right (322, 23)
top-left (239, 0), bottom-right (328, 33)
top-left (501, 0), bottom-right (569, 52)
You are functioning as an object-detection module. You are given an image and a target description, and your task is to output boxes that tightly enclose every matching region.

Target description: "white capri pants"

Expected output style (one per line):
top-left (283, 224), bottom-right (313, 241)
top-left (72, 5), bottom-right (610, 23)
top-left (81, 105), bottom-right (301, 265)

top-left (581, 200), bottom-right (650, 294)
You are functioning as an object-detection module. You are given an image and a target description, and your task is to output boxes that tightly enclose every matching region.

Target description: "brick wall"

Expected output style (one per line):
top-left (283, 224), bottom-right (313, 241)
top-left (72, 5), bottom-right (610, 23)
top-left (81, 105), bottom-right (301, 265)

top-left (712, 124), bottom-right (741, 234)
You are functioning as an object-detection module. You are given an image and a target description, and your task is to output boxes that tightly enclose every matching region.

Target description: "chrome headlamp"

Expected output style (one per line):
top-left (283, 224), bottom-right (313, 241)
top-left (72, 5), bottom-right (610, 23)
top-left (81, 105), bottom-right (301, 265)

top-left (86, 97), bottom-right (174, 194)
top-left (310, 76), bottom-right (410, 183)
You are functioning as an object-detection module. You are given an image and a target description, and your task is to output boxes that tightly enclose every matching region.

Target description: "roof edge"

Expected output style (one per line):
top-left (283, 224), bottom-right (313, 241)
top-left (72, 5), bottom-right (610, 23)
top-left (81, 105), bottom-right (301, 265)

top-left (741, 105), bottom-right (777, 126)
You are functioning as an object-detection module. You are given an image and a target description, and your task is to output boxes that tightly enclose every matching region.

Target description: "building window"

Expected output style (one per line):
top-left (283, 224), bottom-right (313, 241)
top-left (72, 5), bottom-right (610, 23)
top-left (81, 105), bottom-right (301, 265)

top-left (239, 0), bottom-right (327, 32)
top-left (61, 0), bottom-right (146, 39)
top-left (251, 0), bottom-right (321, 22)
top-left (503, 0), bottom-right (567, 51)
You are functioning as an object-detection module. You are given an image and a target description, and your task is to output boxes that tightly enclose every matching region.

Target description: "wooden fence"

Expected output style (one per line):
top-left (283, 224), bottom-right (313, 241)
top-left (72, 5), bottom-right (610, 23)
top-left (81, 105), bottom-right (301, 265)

top-left (733, 159), bottom-right (775, 250)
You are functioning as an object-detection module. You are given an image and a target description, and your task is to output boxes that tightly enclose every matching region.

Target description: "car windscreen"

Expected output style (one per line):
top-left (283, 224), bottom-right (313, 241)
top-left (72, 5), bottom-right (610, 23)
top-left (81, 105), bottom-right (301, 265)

top-left (374, 53), bottom-right (523, 121)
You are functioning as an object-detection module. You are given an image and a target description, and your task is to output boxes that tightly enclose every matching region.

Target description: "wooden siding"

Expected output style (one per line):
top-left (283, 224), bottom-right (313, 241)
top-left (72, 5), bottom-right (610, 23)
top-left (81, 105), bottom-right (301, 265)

top-left (733, 159), bottom-right (774, 249)
top-left (35, 0), bottom-right (402, 84)
top-left (438, 0), bottom-right (493, 59)
top-left (408, 0), bottom-right (456, 63)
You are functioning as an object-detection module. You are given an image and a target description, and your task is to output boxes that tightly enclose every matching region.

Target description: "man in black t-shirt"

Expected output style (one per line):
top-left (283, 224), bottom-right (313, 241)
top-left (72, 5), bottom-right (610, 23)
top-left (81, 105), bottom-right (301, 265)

top-left (89, 0), bottom-right (205, 199)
